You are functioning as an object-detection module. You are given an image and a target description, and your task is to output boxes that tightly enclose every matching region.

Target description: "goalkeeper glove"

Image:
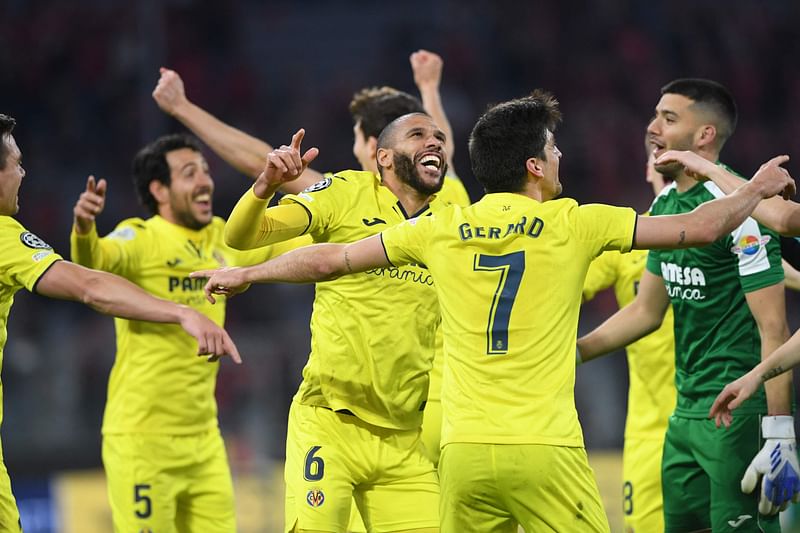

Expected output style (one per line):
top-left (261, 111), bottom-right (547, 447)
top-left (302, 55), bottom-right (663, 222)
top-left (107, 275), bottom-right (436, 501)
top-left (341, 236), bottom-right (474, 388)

top-left (741, 415), bottom-right (800, 515)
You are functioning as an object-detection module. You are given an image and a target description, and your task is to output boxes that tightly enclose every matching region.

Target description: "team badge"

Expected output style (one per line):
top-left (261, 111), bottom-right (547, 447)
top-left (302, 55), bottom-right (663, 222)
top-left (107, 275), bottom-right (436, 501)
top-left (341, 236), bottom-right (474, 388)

top-left (303, 177), bottom-right (332, 193)
top-left (19, 232), bottom-right (51, 249)
top-left (730, 235), bottom-right (771, 256)
top-left (306, 488), bottom-right (325, 507)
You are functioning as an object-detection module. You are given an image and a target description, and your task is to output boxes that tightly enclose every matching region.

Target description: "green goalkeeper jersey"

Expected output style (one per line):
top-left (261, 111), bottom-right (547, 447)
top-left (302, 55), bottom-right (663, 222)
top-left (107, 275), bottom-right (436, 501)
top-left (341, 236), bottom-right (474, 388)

top-left (646, 177), bottom-right (783, 418)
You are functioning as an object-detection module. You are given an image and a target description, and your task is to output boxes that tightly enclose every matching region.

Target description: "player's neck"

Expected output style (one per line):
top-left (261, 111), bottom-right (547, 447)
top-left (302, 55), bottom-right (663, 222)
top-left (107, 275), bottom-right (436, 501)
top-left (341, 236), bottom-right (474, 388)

top-left (382, 176), bottom-right (431, 216)
top-left (674, 149), bottom-right (719, 193)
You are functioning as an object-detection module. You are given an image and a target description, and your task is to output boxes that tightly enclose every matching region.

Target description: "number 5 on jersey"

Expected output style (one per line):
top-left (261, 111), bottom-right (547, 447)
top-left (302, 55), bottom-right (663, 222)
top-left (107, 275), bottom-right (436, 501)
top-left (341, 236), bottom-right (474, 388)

top-left (473, 251), bottom-right (525, 355)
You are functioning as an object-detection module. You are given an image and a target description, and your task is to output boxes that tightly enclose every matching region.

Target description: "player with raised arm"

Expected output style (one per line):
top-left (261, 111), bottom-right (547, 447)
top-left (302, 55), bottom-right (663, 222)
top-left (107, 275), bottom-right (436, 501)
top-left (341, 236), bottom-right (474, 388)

top-left (578, 79), bottom-right (795, 531)
top-left (190, 91), bottom-right (792, 532)
top-left (69, 133), bottom-right (291, 532)
top-left (0, 115), bottom-right (239, 531)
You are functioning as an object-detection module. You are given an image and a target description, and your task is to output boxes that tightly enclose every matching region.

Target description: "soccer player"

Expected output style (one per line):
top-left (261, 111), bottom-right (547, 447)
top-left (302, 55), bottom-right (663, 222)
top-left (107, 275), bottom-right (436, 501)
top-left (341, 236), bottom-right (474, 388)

top-left (577, 79), bottom-right (794, 532)
top-left (581, 142), bottom-right (676, 532)
top-left (152, 51), bottom-right (470, 470)
top-left (190, 92), bottom-right (793, 532)
top-left (69, 134), bottom-right (293, 532)
top-left (0, 116), bottom-right (240, 530)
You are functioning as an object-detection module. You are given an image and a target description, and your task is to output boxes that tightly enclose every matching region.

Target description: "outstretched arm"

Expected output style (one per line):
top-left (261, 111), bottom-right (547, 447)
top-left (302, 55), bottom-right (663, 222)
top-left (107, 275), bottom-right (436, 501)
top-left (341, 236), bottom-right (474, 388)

top-left (153, 67), bottom-right (322, 191)
top-left (634, 155), bottom-right (795, 249)
top-left (411, 50), bottom-right (457, 177)
top-left (577, 269), bottom-right (670, 362)
top-left (657, 150), bottom-right (800, 236)
top-left (35, 261), bottom-right (241, 362)
top-left (191, 234), bottom-right (391, 303)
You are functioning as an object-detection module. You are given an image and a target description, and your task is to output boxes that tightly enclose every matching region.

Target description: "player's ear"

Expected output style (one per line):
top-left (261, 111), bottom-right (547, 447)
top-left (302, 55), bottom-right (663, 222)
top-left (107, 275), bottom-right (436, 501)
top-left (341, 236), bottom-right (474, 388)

top-left (526, 157), bottom-right (544, 178)
top-left (376, 147), bottom-right (393, 170)
top-left (148, 180), bottom-right (169, 205)
top-left (696, 124), bottom-right (717, 149)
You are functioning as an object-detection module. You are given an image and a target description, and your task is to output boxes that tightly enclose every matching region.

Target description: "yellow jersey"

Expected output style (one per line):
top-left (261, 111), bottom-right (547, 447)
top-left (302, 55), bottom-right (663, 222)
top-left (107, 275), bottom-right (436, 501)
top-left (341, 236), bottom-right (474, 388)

top-left (0, 217), bottom-right (62, 431)
top-left (277, 170), bottom-right (460, 430)
top-left (583, 249), bottom-right (677, 440)
top-left (381, 193), bottom-right (636, 447)
top-left (70, 215), bottom-right (278, 435)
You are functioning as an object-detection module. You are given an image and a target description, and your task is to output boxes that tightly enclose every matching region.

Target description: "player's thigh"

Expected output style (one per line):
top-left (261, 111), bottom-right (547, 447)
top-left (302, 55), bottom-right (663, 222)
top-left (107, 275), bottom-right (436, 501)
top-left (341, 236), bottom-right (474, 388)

top-left (501, 444), bottom-right (609, 533)
top-left (0, 460), bottom-right (21, 532)
top-left (662, 416), bottom-right (711, 533)
top-left (420, 399), bottom-right (442, 467)
top-left (175, 430), bottom-right (236, 533)
top-left (357, 425), bottom-right (438, 532)
top-left (284, 402), bottom-right (368, 533)
top-left (102, 434), bottom-right (181, 533)
top-left (439, 443), bottom-right (516, 533)
top-left (622, 437), bottom-right (665, 533)
top-left (695, 415), bottom-right (780, 533)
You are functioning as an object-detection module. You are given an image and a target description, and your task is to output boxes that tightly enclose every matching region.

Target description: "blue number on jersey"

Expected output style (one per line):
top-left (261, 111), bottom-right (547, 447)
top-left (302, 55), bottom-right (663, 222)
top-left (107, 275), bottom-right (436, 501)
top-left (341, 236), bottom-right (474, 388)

top-left (473, 251), bottom-right (525, 355)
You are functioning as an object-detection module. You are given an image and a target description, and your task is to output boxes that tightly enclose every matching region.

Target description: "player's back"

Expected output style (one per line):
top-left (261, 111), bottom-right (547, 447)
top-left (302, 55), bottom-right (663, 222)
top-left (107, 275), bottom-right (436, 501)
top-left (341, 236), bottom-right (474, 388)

top-left (383, 193), bottom-right (636, 448)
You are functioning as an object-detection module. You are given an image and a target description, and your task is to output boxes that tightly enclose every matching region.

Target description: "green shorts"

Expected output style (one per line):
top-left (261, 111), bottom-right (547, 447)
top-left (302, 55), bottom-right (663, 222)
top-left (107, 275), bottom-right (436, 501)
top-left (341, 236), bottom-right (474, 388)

top-left (662, 414), bottom-right (780, 532)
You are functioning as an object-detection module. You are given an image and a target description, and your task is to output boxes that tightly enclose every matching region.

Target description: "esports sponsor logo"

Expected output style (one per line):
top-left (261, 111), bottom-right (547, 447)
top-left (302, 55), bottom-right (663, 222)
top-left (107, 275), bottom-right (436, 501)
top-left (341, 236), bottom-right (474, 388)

top-left (19, 231), bottom-right (51, 249)
top-left (306, 489), bottom-right (325, 507)
top-left (730, 235), bottom-right (770, 256)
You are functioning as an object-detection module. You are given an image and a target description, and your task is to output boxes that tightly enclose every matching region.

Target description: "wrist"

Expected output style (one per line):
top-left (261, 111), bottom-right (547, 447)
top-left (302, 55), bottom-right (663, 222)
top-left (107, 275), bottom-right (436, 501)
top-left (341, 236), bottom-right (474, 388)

top-left (762, 415), bottom-right (795, 439)
top-left (252, 180), bottom-right (277, 201)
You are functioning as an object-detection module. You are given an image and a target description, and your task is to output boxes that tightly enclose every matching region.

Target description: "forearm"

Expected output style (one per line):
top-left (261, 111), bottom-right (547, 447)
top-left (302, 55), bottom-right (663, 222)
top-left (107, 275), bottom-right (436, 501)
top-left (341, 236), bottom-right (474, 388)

top-left (761, 323), bottom-right (793, 415)
top-left (225, 188), bottom-right (310, 249)
top-left (70, 225), bottom-right (118, 271)
top-left (240, 243), bottom-right (348, 284)
top-left (577, 303), bottom-right (663, 362)
top-left (172, 100), bottom-right (271, 178)
top-left (418, 84), bottom-right (456, 168)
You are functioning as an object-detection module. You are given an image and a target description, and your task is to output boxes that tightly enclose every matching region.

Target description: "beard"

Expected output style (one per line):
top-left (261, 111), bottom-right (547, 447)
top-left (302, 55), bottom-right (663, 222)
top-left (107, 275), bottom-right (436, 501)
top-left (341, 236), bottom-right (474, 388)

top-left (394, 152), bottom-right (446, 196)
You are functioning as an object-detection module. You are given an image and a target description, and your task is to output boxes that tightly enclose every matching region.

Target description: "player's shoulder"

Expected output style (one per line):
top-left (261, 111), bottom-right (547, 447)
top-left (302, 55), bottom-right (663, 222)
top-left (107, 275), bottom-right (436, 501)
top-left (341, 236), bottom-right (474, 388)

top-left (291, 169), bottom-right (372, 203)
top-left (0, 216), bottom-right (53, 250)
top-left (648, 181), bottom-right (678, 213)
top-left (107, 216), bottom-right (150, 241)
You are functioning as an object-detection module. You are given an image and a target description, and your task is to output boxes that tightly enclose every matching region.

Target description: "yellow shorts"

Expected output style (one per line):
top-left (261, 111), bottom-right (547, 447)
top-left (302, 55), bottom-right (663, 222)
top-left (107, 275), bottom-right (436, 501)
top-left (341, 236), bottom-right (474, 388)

top-left (622, 436), bottom-right (665, 533)
top-left (0, 458), bottom-right (21, 532)
top-left (439, 443), bottom-right (609, 533)
top-left (285, 401), bottom-right (439, 532)
top-left (102, 429), bottom-right (235, 533)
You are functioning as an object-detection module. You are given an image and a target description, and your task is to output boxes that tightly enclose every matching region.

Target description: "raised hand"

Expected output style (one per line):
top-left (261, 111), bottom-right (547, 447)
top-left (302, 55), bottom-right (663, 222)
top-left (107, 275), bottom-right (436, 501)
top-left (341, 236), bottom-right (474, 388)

top-left (654, 150), bottom-right (719, 180)
top-left (177, 306), bottom-right (242, 364)
top-left (750, 155), bottom-right (795, 200)
top-left (410, 49), bottom-right (443, 90)
top-left (152, 67), bottom-right (189, 116)
top-left (253, 129), bottom-right (319, 199)
top-left (73, 175), bottom-right (107, 234)
top-left (708, 372), bottom-right (761, 428)
top-left (190, 266), bottom-right (251, 304)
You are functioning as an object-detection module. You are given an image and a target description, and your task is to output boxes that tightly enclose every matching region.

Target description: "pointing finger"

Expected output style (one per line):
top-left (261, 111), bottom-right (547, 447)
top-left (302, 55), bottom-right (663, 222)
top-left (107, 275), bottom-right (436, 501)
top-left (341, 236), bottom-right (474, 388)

top-left (290, 129), bottom-right (306, 151)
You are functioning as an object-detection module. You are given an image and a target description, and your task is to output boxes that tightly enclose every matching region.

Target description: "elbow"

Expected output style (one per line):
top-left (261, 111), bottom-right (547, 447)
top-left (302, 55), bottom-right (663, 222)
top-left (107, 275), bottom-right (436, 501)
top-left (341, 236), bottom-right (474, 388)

top-left (314, 259), bottom-right (343, 282)
top-left (79, 273), bottom-right (111, 311)
top-left (223, 226), bottom-right (250, 251)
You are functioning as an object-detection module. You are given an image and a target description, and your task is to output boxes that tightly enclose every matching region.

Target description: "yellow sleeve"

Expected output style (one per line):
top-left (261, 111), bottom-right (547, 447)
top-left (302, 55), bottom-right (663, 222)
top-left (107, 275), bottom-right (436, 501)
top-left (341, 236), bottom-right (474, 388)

top-left (225, 187), bottom-right (312, 249)
top-left (381, 216), bottom-right (435, 267)
top-left (69, 222), bottom-right (142, 277)
top-left (582, 251), bottom-right (619, 302)
top-left (229, 234), bottom-right (314, 266)
top-left (573, 204), bottom-right (637, 255)
top-left (0, 219), bottom-right (63, 291)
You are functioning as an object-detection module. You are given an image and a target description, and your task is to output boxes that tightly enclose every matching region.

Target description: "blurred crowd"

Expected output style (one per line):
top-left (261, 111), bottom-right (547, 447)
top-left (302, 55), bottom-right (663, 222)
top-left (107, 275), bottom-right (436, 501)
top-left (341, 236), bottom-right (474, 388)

top-left (1, 0), bottom-right (799, 473)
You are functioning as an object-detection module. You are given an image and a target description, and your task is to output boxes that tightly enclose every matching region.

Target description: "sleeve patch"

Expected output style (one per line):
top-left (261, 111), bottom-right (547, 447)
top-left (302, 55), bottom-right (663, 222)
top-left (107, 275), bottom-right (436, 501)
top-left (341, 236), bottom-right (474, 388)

top-left (303, 177), bottom-right (332, 193)
top-left (32, 250), bottom-right (54, 262)
top-left (108, 227), bottom-right (136, 241)
top-left (20, 232), bottom-right (52, 249)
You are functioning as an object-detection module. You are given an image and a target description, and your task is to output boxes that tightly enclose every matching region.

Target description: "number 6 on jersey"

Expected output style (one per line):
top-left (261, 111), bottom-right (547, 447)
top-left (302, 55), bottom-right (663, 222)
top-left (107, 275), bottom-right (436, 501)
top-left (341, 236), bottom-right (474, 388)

top-left (473, 251), bottom-right (525, 355)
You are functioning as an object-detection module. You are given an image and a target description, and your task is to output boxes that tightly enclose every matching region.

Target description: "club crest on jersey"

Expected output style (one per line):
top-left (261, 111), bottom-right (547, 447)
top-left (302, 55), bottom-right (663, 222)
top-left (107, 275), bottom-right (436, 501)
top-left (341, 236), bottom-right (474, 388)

top-left (730, 235), bottom-right (770, 256)
top-left (303, 177), bottom-right (332, 193)
top-left (19, 232), bottom-right (51, 249)
top-left (306, 488), bottom-right (325, 507)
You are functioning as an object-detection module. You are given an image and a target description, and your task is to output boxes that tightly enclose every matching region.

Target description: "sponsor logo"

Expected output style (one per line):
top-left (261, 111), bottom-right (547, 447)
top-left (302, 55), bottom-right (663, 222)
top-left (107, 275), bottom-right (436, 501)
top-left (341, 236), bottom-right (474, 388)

top-left (362, 217), bottom-right (386, 226)
top-left (166, 258), bottom-right (183, 268)
top-left (727, 514), bottom-right (752, 528)
top-left (108, 227), bottom-right (136, 241)
top-left (19, 232), bottom-right (51, 249)
top-left (731, 235), bottom-right (770, 256)
top-left (31, 250), bottom-right (53, 262)
top-left (303, 177), bottom-right (332, 193)
top-left (306, 489), bottom-right (325, 507)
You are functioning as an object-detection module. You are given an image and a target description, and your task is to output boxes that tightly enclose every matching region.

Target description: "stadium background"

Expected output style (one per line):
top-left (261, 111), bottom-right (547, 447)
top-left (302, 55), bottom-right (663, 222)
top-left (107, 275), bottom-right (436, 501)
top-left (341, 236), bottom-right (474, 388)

top-left (2, 0), bottom-right (800, 531)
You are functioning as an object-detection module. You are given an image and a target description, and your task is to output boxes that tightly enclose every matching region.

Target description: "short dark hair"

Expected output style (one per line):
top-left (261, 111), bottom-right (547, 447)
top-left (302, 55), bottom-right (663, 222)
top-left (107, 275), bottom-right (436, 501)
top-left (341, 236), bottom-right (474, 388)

top-left (0, 114), bottom-right (17, 170)
top-left (132, 133), bottom-right (203, 214)
top-left (349, 87), bottom-right (425, 139)
top-left (468, 90), bottom-right (562, 193)
top-left (661, 78), bottom-right (737, 148)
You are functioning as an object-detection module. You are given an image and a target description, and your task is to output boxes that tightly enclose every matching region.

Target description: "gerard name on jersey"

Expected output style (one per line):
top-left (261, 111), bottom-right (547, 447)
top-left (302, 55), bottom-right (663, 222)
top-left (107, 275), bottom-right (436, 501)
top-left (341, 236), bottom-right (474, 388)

top-left (458, 216), bottom-right (544, 241)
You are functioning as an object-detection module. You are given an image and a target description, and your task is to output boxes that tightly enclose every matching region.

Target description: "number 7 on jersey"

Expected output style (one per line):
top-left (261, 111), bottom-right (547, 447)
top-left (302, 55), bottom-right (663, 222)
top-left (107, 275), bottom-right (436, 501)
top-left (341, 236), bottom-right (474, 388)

top-left (473, 251), bottom-right (525, 355)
